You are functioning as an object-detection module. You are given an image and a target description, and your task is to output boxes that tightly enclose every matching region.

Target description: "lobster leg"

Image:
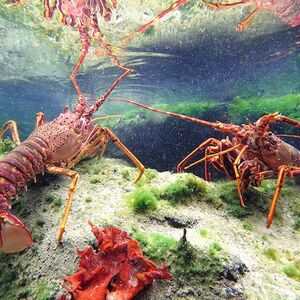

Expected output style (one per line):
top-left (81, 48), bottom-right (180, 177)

top-left (202, 0), bottom-right (259, 31)
top-left (35, 112), bottom-right (45, 128)
top-left (104, 128), bottom-right (145, 183)
top-left (71, 28), bottom-right (91, 99)
top-left (68, 126), bottom-right (144, 183)
top-left (177, 138), bottom-right (221, 173)
top-left (266, 165), bottom-right (300, 228)
top-left (0, 120), bottom-right (21, 145)
top-left (202, 0), bottom-right (248, 10)
top-left (43, 0), bottom-right (57, 19)
top-left (184, 144), bottom-right (241, 170)
top-left (233, 145), bottom-right (248, 208)
top-left (121, 0), bottom-right (191, 49)
top-left (236, 7), bottom-right (259, 32)
top-left (45, 166), bottom-right (79, 244)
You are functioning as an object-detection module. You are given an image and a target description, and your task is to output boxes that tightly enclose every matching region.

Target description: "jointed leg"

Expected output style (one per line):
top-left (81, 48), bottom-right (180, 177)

top-left (46, 166), bottom-right (79, 243)
top-left (177, 138), bottom-right (221, 173)
top-left (71, 29), bottom-right (91, 99)
top-left (104, 128), bottom-right (145, 183)
top-left (266, 166), bottom-right (300, 228)
top-left (0, 120), bottom-right (21, 145)
top-left (35, 112), bottom-right (45, 128)
top-left (184, 143), bottom-right (241, 171)
top-left (236, 7), bottom-right (259, 31)
top-left (202, 0), bottom-right (248, 10)
top-left (233, 145), bottom-right (248, 208)
top-left (121, 0), bottom-right (191, 49)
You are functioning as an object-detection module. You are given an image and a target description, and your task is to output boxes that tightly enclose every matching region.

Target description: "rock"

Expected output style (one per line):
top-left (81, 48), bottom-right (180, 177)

top-left (221, 262), bottom-right (249, 282)
top-left (164, 216), bottom-right (199, 228)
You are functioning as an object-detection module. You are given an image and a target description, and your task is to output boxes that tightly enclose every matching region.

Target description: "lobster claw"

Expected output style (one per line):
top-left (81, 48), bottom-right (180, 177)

top-left (0, 212), bottom-right (32, 253)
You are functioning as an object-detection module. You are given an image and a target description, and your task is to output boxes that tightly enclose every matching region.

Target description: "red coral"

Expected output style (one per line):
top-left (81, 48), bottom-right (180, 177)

top-left (59, 222), bottom-right (172, 300)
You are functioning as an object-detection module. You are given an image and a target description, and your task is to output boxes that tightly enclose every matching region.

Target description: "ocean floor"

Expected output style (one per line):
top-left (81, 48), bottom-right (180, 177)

top-left (0, 157), bottom-right (299, 300)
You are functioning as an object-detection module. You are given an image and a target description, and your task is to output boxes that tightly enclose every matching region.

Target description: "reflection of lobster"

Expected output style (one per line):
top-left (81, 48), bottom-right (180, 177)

top-left (43, 0), bottom-right (191, 100)
top-left (0, 95), bottom-right (144, 253)
top-left (114, 98), bottom-right (300, 228)
top-left (202, 0), bottom-right (300, 31)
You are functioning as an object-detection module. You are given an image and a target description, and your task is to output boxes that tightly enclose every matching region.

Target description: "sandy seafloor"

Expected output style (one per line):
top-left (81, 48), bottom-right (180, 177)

top-left (1, 157), bottom-right (299, 300)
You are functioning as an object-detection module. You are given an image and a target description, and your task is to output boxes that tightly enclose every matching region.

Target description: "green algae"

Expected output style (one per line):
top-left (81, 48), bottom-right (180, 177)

top-left (126, 174), bottom-right (209, 213)
top-left (228, 94), bottom-right (300, 125)
top-left (283, 262), bottom-right (300, 281)
top-left (107, 101), bottom-right (219, 128)
top-left (126, 187), bottom-right (158, 213)
top-left (160, 174), bottom-right (208, 204)
top-left (263, 247), bottom-right (278, 261)
top-left (0, 137), bottom-right (15, 158)
top-left (131, 228), bottom-right (227, 286)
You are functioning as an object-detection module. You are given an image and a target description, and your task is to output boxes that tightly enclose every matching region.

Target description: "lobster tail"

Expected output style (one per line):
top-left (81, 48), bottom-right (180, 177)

top-left (0, 210), bottom-right (32, 253)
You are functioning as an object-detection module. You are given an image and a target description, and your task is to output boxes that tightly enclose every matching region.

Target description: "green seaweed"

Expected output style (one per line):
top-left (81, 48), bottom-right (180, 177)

top-left (0, 254), bottom-right (28, 300)
top-left (198, 228), bottom-right (208, 238)
top-left (90, 175), bottom-right (102, 184)
top-left (126, 187), bottom-right (158, 213)
top-left (34, 279), bottom-right (55, 300)
top-left (160, 174), bottom-right (207, 204)
top-left (228, 94), bottom-right (300, 128)
top-left (85, 196), bottom-right (93, 203)
top-left (0, 137), bottom-right (15, 156)
top-left (262, 247), bottom-right (278, 261)
top-left (283, 262), bottom-right (300, 281)
top-left (131, 228), bottom-right (227, 286)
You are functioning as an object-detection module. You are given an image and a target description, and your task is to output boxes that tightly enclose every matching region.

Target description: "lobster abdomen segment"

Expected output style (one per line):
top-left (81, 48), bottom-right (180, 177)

top-left (0, 136), bottom-right (50, 202)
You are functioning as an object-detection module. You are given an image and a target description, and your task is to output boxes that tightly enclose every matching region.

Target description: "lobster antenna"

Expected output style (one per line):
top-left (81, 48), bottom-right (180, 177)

top-left (92, 115), bottom-right (122, 122)
top-left (111, 97), bottom-right (224, 129)
top-left (277, 134), bottom-right (300, 139)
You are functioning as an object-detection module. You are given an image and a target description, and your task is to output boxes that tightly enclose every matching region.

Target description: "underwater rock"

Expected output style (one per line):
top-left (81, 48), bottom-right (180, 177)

top-left (59, 222), bottom-right (172, 300)
top-left (221, 262), bottom-right (249, 282)
top-left (164, 216), bottom-right (199, 228)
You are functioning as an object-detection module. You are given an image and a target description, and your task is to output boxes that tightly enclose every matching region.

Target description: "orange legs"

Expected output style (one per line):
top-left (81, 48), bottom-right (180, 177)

top-left (202, 0), bottom-right (260, 31)
top-left (267, 166), bottom-right (300, 228)
top-left (45, 166), bottom-right (79, 244)
top-left (0, 120), bottom-right (21, 145)
top-left (121, 0), bottom-right (191, 49)
top-left (232, 145), bottom-right (248, 208)
top-left (105, 128), bottom-right (145, 183)
top-left (177, 138), bottom-right (221, 173)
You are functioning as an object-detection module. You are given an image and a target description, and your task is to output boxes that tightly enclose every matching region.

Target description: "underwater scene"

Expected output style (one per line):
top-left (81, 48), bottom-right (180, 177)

top-left (0, 0), bottom-right (299, 299)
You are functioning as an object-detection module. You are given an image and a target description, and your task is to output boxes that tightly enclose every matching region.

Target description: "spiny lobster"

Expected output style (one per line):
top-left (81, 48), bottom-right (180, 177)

top-left (202, 0), bottom-right (300, 32)
top-left (0, 95), bottom-right (144, 254)
top-left (113, 98), bottom-right (300, 228)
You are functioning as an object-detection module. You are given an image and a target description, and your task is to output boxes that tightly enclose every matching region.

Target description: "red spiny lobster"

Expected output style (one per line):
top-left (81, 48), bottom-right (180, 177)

top-left (113, 98), bottom-right (300, 228)
top-left (0, 95), bottom-right (145, 253)
top-left (202, 0), bottom-right (300, 31)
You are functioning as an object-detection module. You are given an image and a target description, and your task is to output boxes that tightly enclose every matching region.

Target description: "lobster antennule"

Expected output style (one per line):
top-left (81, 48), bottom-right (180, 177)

top-left (0, 212), bottom-right (32, 253)
top-left (111, 98), bottom-right (239, 133)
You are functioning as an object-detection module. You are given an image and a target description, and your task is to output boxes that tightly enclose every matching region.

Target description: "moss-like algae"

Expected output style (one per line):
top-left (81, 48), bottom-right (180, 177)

top-left (160, 174), bottom-right (207, 204)
top-left (263, 247), bottom-right (278, 261)
top-left (126, 187), bottom-right (158, 213)
top-left (228, 94), bottom-right (300, 132)
top-left (283, 262), bottom-right (300, 281)
top-left (126, 174), bottom-right (208, 212)
top-left (131, 228), bottom-right (227, 287)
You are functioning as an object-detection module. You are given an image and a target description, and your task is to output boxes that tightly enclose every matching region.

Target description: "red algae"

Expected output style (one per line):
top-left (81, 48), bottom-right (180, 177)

top-left (59, 222), bottom-right (172, 300)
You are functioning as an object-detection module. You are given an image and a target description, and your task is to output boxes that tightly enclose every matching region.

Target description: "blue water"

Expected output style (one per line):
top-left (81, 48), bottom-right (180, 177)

top-left (0, 22), bottom-right (299, 139)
